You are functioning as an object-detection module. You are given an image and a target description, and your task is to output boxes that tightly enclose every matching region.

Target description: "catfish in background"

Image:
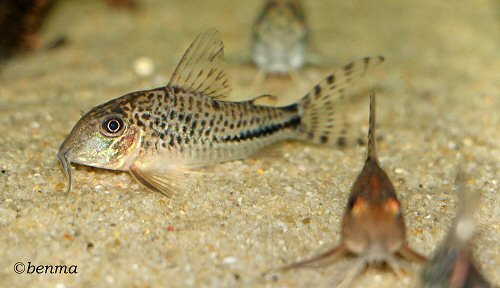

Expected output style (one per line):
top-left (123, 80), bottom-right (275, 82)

top-left (252, 0), bottom-right (308, 77)
top-left (280, 90), bottom-right (427, 287)
top-left (58, 28), bottom-right (383, 197)
top-left (420, 170), bottom-right (493, 288)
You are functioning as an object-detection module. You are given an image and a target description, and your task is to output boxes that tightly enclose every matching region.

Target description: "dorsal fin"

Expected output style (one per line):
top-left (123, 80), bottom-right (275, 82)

top-left (167, 28), bottom-right (232, 100)
top-left (453, 167), bottom-right (478, 243)
top-left (367, 88), bottom-right (377, 162)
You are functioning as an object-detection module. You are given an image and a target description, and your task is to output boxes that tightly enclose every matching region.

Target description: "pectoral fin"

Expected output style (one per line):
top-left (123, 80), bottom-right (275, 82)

top-left (398, 244), bottom-right (427, 263)
top-left (281, 243), bottom-right (348, 271)
top-left (129, 164), bottom-right (183, 197)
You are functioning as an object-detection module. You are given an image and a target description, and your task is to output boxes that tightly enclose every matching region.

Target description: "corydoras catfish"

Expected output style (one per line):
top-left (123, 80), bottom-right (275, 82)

top-left (58, 28), bottom-right (383, 196)
top-left (252, 0), bottom-right (308, 75)
top-left (420, 170), bottom-right (493, 288)
top-left (280, 90), bottom-right (426, 287)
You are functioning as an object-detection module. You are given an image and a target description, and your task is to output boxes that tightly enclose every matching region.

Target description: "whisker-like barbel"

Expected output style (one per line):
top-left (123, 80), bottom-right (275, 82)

top-left (57, 151), bottom-right (72, 194)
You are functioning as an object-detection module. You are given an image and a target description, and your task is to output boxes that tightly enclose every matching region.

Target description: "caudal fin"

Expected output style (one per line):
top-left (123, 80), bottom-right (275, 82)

top-left (297, 56), bottom-right (384, 146)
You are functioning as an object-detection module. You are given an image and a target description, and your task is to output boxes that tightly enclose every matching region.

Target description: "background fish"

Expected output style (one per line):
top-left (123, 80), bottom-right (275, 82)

top-left (279, 90), bottom-right (426, 287)
top-left (420, 170), bottom-right (493, 288)
top-left (58, 28), bottom-right (383, 196)
top-left (252, 0), bottom-right (308, 75)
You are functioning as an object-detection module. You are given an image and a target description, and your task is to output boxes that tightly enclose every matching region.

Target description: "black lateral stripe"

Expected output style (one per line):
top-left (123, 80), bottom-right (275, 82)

top-left (222, 116), bottom-right (301, 143)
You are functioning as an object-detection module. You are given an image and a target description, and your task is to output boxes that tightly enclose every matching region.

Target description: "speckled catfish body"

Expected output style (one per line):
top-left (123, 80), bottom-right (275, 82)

top-left (252, 0), bottom-right (308, 74)
top-left (58, 28), bottom-right (383, 196)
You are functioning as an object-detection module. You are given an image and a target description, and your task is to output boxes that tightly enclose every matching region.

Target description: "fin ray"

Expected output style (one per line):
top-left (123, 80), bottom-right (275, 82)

top-left (398, 245), bottom-right (428, 263)
top-left (168, 28), bottom-right (232, 100)
top-left (281, 243), bottom-right (348, 271)
top-left (297, 56), bottom-right (384, 147)
top-left (367, 88), bottom-right (377, 161)
top-left (453, 168), bottom-right (481, 243)
top-left (129, 164), bottom-right (183, 197)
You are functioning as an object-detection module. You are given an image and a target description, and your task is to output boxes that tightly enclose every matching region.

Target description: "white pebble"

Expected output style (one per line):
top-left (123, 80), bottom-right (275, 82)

top-left (222, 257), bottom-right (238, 265)
top-left (394, 168), bottom-right (407, 174)
top-left (448, 141), bottom-right (458, 149)
top-left (133, 56), bottom-right (155, 77)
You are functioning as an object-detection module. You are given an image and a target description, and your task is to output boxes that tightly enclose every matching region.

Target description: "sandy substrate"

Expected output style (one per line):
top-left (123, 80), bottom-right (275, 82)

top-left (0, 0), bottom-right (499, 287)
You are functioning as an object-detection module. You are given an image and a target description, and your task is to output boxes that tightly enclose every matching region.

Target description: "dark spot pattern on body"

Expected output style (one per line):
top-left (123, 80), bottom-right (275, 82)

top-left (212, 101), bottom-right (220, 111)
top-left (314, 85), bottom-right (321, 98)
top-left (172, 86), bottom-right (181, 94)
top-left (344, 62), bottom-right (354, 72)
top-left (326, 74), bottom-right (335, 84)
top-left (337, 137), bottom-right (346, 147)
top-left (222, 116), bottom-right (300, 143)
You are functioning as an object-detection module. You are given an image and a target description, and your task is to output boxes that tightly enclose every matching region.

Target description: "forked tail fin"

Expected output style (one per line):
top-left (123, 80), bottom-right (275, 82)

top-left (296, 56), bottom-right (384, 147)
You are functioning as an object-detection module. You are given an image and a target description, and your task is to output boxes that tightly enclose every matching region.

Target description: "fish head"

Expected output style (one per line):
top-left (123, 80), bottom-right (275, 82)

top-left (253, 0), bottom-right (308, 73)
top-left (57, 99), bottom-right (141, 192)
top-left (342, 163), bottom-right (407, 255)
top-left (255, 0), bottom-right (307, 44)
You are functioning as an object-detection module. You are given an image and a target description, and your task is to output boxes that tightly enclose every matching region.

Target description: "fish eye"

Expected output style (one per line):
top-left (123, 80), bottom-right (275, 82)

top-left (101, 116), bottom-right (125, 137)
